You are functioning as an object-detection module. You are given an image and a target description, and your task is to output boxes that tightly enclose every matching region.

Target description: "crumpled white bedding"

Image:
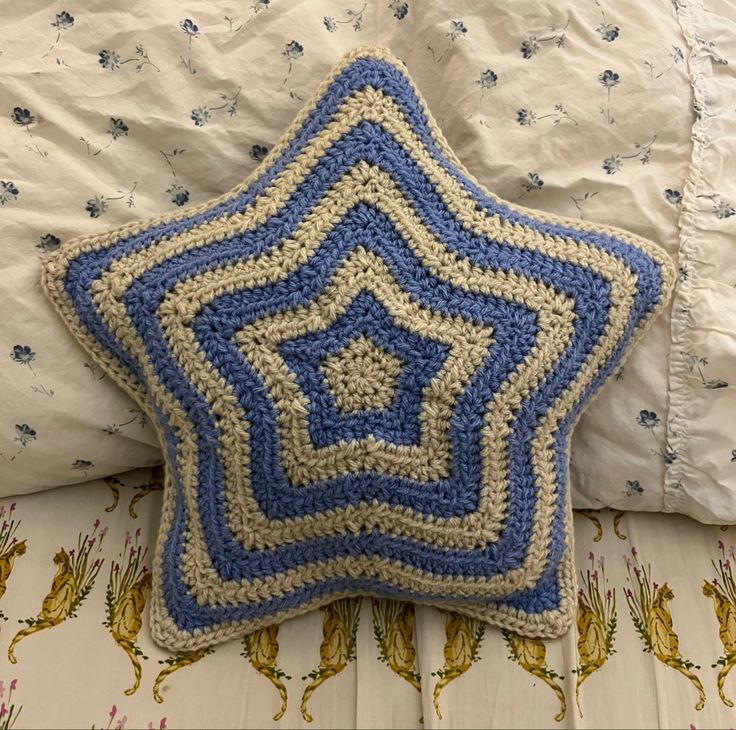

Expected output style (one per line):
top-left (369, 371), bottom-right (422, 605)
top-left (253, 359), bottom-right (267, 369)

top-left (4, 0), bottom-right (734, 526)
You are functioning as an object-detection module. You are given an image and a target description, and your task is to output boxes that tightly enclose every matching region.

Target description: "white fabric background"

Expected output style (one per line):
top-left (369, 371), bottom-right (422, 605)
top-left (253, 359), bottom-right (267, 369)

top-left (0, 3), bottom-right (731, 513)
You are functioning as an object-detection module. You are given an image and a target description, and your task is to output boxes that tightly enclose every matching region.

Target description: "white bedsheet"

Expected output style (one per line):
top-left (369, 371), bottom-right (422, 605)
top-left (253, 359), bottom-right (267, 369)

top-left (0, 468), bottom-right (733, 729)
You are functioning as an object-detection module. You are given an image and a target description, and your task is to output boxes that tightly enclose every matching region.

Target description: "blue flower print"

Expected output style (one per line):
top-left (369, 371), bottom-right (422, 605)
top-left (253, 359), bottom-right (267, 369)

top-left (98, 46), bottom-right (159, 73)
top-left (428, 19), bottom-right (467, 64)
top-left (471, 69), bottom-right (498, 121)
top-left (516, 104), bottom-right (577, 127)
top-left (598, 24), bottom-right (619, 42)
top-left (594, 0), bottom-right (619, 42)
top-left (0, 422), bottom-right (37, 461)
top-left (645, 46), bottom-right (685, 79)
top-left (714, 200), bottom-right (736, 219)
top-left (696, 194), bottom-right (735, 220)
top-left (636, 410), bottom-right (660, 429)
top-left (14, 424), bottom-right (36, 447)
top-left (602, 136), bottom-right (656, 174)
top-left (448, 20), bottom-right (467, 39)
top-left (190, 107), bottom-right (210, 127)
top-left (525, 172), bottom-right (544, 190)
top-left (85, 183), bottom-right (137, 217)
top-left (37, 233), bottom-right (61, 252)
top-left (0, 181), bottom-right (19, 206)
top-left (16, 344), bottom-right (54, 396)
top-left (44, 10), bottom-right (74, 62)
top-left (520, 40), bottom-right (538, 59)
top-left (283, 40), bottom-right (304, 60)
top-left (11, 108), bottom-right (34, 128)
top-left (250, 144), bottom-right (268, 162)
top-left (663, 448), bottom-right (677, 465)
top-left (664, 188), bottom-right (682, 205)
top-left (731, 449), bottom-right (736, 462)
top-left (80, 117), bottom-right (129, 156)
top-left (10, 345), bottom-right (35, 371)
top-left (476, 69), bottom-right (498, 89)
top-left (98, 49), bottom-right (121, 69)
top-left (180, 18), bottom-right (199, 37)
top-left (108, 118), bottom-right (129, 140)
top-left (323, 3), bottom-right (367, 33)
top-left (599, 69), bottom-right (620, 124)
top-left (85, 195), bottom-right (108, 218)
top-left (599, 69), bottom-right (620, 88)
top-left (520, 20), bottom-right (569, 59)
top-left (161, 149), bottom-right (189, 207)
top-left (179, 19), bottom-right (200, 74)
top-left (190, 87), bottom-right (241, 127)
top-left (517, 108), bottom-right (535, 126)
top-left (279, 42), bottom-right (304, 93)
top-left (388, 0), bottom-right (408, 19)
top-left (635, 409), bottom-right (676, 463)
top-left (169, 188), bottom-right (189, 206)
top-left (71, 459), bottom-right (94, 476)
top-left (52, 10), bottom-right (74, 30)
top-left (682, 352), bottom-right (729, 389)
top-left (625, 480), bottom-right (644, 496)
top-left (11, 106), bottom-right (47, 158)
top-left (518, 172), bottom-right (544, 200)
top-left (603, 155), bottom-right (622, 175)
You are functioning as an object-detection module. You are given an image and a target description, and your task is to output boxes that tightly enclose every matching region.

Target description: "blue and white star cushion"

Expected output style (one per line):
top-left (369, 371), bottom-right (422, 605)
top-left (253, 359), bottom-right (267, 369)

top-left (42, 47), bottom-right (674, 651)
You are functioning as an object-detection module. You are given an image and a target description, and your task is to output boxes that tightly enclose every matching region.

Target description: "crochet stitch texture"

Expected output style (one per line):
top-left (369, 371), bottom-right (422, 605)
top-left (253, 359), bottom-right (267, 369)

top-left (42, 46), bottom-right (675, 651)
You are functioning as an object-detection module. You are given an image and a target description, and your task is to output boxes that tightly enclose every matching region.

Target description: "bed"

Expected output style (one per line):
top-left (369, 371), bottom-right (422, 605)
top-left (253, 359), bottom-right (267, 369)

top-left (0, 469), bottom-right (733, 729)
top-left (1, 0), bottom-right (734, 727)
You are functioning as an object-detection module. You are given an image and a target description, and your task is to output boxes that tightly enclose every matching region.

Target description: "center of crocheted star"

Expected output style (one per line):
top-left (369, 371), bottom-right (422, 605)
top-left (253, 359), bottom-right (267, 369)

top-left (321, 334), bottom-right (403, 413)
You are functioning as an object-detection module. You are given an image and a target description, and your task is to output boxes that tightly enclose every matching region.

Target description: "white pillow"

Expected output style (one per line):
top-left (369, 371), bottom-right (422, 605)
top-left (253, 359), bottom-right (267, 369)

top-left (3, 0), bottom-right (730, 523)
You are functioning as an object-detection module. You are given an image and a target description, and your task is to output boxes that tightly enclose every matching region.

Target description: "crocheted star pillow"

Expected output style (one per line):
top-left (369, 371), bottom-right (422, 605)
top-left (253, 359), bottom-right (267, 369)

top-left (42, 46), bottom-right (674, 651)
